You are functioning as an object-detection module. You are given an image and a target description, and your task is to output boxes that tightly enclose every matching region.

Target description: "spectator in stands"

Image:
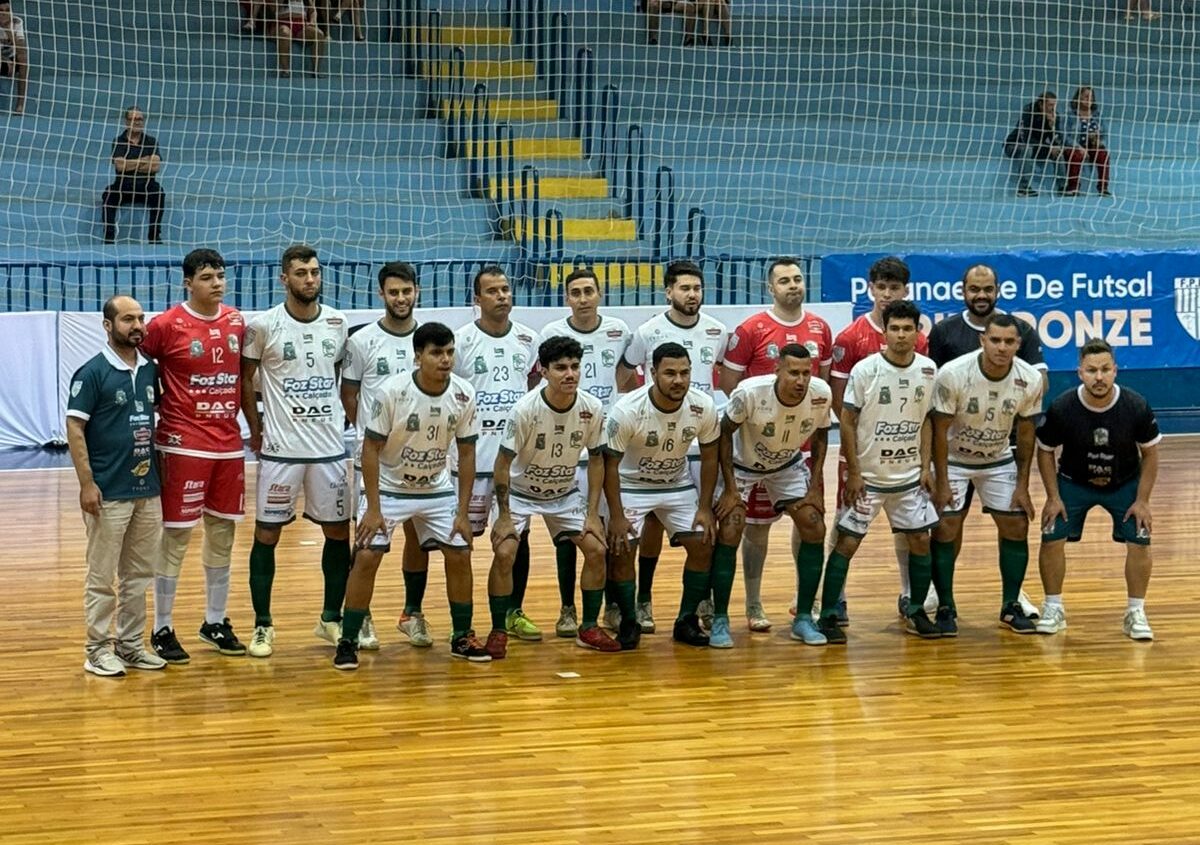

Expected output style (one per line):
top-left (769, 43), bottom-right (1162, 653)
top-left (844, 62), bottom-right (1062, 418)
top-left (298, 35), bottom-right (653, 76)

top-left (1125, 1), bottom-right (1160, 22)
top-left (101, 107), bottom-right (165, 245)
top-left (1005, 91), bottom-right (1085, 198)
top-left (646, 0), bottom-right (700, 46)
top-left (1070, 86), bottom-right (1111, 197)
top-left (275, 0), bottom-right (326, 77)
top-left (331, 0), bottom-right (366, 42)
top-left (0, 0), bottom-right (28, 115)
top-left (698, 0), bottom-right (732, 46)
top-left (239, 1), bottom-right (271, 35)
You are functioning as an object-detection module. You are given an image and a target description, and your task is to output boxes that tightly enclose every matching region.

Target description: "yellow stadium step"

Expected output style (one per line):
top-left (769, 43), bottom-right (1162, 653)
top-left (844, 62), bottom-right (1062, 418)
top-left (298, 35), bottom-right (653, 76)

top-left (441, 98), bottom-right (560, 122)
top-left (509, 217), bottom-right (638, 242)
top-left (545, 263), bottom-right (662, 288)
top-left (436, 25), bottom-right (512, 46)
top-left (464, 137), bottom-right (582, 159)
top-left (421, 59), bottom-right (535, 80)
top-left (487, 176), bottom-right (609, 200)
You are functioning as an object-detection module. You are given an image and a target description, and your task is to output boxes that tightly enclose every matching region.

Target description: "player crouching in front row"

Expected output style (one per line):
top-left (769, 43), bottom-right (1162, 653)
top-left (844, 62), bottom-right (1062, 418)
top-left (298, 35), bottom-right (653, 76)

top-left (714, 344), bottom-right (833, 645)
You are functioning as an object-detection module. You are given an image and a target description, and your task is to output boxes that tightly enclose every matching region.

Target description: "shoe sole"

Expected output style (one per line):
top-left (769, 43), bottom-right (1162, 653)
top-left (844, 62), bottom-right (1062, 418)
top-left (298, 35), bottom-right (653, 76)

top-left (451, 652), bottom-right (492, 662)
top-left (83, 661), bottom-right (126, 677)
top-left (333, 661), bottom-right (359, 671)
top-left (789, 632), bottom-right (827, 645)
top-left (747, 621), bottom-right (772, 632)
top-left (904, 627), bottom-right (942, 640)
top-left (357, 640), bottom-right (381, 651)
top-left (575, 637), bottom-right (621, 653)
top-left (248, 648), bottom-right (273, 658)
top-left (118, 657), bottom-right (169, 670)
top-left (999, 621), bottom-right (1038, 634)
top-left (1126, 631), bottom-right (1154, 641)
top-left (506, 630), bottom-right (543, 642)
top-left (938, 628), bottom-right (959, 638)
top-left (672, 637), bottom-right (710, 647)
top-left (708, 638), bottom-right (734, 649)
top-left (155, 652), bottom-right (191, 664)
top-left (555, 628), bottom-right (578, 638)
top-left (198, 635), bottom-right (247, 656)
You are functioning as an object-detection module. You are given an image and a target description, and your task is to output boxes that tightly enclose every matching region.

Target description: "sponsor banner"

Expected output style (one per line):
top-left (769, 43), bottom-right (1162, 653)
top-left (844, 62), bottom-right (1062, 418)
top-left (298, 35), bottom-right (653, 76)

top-left (821, 251), bottom-right (1200, 370)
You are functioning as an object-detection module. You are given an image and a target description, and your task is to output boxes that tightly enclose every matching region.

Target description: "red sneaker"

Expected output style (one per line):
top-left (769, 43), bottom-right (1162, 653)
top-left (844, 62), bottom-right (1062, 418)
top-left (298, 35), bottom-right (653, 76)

top-left (485, 629), bottom-right (508, 660)
top-left (575, 625), bottom-right (621, 653)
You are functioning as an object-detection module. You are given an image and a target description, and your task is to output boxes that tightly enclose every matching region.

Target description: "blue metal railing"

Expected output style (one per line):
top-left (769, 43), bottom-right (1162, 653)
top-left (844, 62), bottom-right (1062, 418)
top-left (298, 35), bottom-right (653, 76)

top-left (623, 125), bottom-right (645, 237)
top-left (468, 82), bottom-right (489, 192)
top-left (687, 207), bottom-right (708, 261)
top-left (492, 122), bottom-right (516, 222)
top-left (520, 165), bottom-right (542, 259)
top-left (574, 47), bottom-right (596, 158)
top-left (599, 84), bottom-right (620, 194)
top-left (548, 12), bottom-right (570, 110)
top-left (653, 166), bottom-right (676, 261)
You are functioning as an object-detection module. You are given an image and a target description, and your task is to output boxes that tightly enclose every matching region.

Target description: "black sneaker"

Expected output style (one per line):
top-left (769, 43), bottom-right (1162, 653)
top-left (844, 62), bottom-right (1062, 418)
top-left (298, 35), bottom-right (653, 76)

top-left (199, 618), bottom-right (247, 656)
top-left (897, 594), bottom-right (911, 618)
top-left (818, 616), bottom-right (847, 645)
top-left (905, 610), bottom-right (942, 639)
top-left (999, 601), bottom-right (1037, 634)
top-left (672, 613), bottom-right (710, 647)
top-left (835, 599), bottom-right (850, 628)
top-left (936, 606), bottom-right (958, 638)
top-left (152, 626), bottom-right (191, 664)
top-left (450, 631), bottom-right (492, 662)
top-left (333, 639), bottom-right (359, 671)
top-left (617, 617), bottom-right (642, 651)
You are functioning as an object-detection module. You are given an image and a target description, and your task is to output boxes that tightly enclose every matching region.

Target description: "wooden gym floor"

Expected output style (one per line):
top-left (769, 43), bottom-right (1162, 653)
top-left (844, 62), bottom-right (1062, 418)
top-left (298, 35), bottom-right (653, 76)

top-left (2, 438), bottom-right (1199, 844)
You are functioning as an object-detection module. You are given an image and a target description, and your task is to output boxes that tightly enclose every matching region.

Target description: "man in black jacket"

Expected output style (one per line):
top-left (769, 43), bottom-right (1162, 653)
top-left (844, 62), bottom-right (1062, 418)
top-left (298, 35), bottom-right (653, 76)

top-left (1006, 92), bottom-right (1069, 198)
top-left (101, 107), bottom-right (165, 244)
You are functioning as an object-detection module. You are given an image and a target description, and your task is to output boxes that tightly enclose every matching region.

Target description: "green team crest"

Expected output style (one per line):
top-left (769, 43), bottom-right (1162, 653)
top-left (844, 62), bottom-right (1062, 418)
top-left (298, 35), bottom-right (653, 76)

top-left (762, 422), bottom-right (776, 437)
top-left (682, 426), bottom-right (696, 441)
top-left (322, 338), bottom-right (337, 358)
top-left (701, 348), bottom-right (714, 364)
top-left (646, 430), bottom-right (659, 447)
top-left (406, 413), bottom-right (420, 431)
top-left (570, 430), bottom-right (583, 447)
top-left (967, 397), bottom-right (980, 415)
top-left (448, 413), bottom-right (458, 428)
top-left (766, 342), bottom-right (779, 359)
top-left (915, 386), bottom-right (925, 401)
top-left (602, 349), bottom-right (616, 366)
top-left (375, 358), bottom-right (390, 375)
top-left (536, 433), bottom-right (546, 449)
top-left (474, 355), bottom-right (487, 374)
top-left (283, 341), bottom-right (296, 361)
top-left (189, 339), bottom-right (204, 358)
top-left (879, 386), bottom-right (892, 404)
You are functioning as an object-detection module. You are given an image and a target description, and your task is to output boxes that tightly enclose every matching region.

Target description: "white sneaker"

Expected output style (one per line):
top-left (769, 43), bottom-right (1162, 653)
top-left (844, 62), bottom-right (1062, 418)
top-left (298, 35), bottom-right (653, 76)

top-left (116, 647), bottom-right (168, 671)
top-left (1123, 607), bottom-right (1154, 641)
top-left (396, 612), bottom-right (433, 647)
top-left (696, 598), bottom-right (714, 632)
top-left (84, 649), bottom-right (126, 677)
top-left (357, 615), bottom-right (380, 651)
top-left (636, 600), bottom-right (656, 633)
top-left (313, 618), bottom-right (341, 646)
top-left (1036, 603), bottom-right (1066, 635)
top-left (1018, 590), bottom-right (1040, 619)
top-left (555, 605), bottom-right (579, 638)
top-left (248, 625), bottom-right (275, 658)
top-left (745, 602), bottom-right (772, 632)
top-left (602, 602), bottom-right (622, 631)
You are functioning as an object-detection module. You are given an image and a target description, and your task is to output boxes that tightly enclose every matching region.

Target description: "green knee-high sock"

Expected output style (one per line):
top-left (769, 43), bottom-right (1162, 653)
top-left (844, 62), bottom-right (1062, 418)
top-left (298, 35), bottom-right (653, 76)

top-left (907, 551), bottom-right (933, 615)
top-left (403, 569), bottom-right (428, 615)
top-left (511, 534), bottom-right (531, 608)
top-left (710, 544), bottom-right (737, 617)
top-left (607, 578), bottom-right (636, 622)
top-left (555, 541), bottom-right (577, 607)
top-left (320, 537), bottom-right (352, 622)
top-left (637, 555), bottom-right (659, 604)
top-left (449, 602), bottom-right (474, 640)
top-left (998, 538), bottom-right (1029, 608)
top-left (249, 539), bottom-right (277, 627)
top-left (489, 594), bottom-right (511, 632)
top-left (931, 539), bottom-right (958, 611)
top-left (677, 568), bottom-right (711, 621)
top-left (581, 588), bottom-right (604, 629)
top-left (341, 607), bottom-right (368, 643)
top-left (819, 551), bottom-right (850, 621)
top-left (795, 541), bottom-right (825, 615)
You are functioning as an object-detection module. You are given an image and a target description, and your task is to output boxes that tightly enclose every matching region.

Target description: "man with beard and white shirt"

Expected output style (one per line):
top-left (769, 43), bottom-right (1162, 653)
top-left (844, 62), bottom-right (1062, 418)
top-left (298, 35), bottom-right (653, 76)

top-left (540, 267), bottom-right (632, 638)
top-left (240, 244), bottom-right (351, 658)
top-left (452, 265), bottom-right (542, 641)
top-left (614, 259), bottom-right (728, 635)
top-left (340, 261), bottom-right (422, 651)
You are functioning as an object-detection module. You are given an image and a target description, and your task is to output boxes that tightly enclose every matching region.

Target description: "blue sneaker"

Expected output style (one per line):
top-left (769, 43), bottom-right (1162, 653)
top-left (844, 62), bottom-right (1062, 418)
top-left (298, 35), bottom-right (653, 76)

top-left (708, 615), bottom-right (734, 649)
top-left (790, 616), bottom-right (828, 646)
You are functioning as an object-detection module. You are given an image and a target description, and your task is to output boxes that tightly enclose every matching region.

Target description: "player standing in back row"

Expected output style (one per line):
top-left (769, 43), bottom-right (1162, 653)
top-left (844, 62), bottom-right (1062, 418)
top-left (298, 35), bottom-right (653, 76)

top-left (141, 249), bottom-right (247, 663)
top-left (615, 259), bottom-right (728, 634)
top-left (452, 265), bottom-right (542, 641)
top-left (241, 244), bottom-right (352, 658)
top-left (539, 267), bottom-right (631, 638)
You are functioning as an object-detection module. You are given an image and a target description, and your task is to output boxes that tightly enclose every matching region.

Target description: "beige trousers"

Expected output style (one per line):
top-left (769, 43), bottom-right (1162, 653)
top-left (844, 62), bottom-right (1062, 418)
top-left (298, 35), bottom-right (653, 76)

top-left (83, 496), bottom-right (162, 656)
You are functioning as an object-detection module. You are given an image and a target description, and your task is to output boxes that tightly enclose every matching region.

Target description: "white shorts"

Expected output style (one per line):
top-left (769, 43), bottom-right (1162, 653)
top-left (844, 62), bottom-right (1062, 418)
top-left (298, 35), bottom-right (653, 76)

top-left (835, 483), bottom-right (938, 538)
top-left (687, 456), bottom-right (724, 504)
top-left (735, 460), bottom-right (812, 515)
top-left (357, 488), bottom-right (469, 551)
top-left (622, 485), bottom-right (703, 546)
top-left (256, 459), bottom-right (349, 525)
top-left (451, 475), bottom-right (494, 536)
top-left (944, 461), bottom-right (1022, 516)
top-left (498, 490), bottom-right (586, 544)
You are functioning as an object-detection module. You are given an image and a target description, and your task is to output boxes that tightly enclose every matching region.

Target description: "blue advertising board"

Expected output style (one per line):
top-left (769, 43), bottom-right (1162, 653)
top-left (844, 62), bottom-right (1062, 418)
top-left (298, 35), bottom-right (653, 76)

top-left (821, 251), bottom-right (1200, 371)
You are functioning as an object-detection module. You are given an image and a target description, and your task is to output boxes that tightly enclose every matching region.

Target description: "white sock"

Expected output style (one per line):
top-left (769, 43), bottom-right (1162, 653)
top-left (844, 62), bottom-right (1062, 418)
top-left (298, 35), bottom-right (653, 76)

top-left (894, 534), bottom-right (912, 596)
top-left (1044, 594), bottom-right (1064, 609)
top-left (154, 575), bottom-right (178, 631)
top-left (205, 565), bottom-right (232, 625)
top-left (1127, 597), bottom-right (1145, 611)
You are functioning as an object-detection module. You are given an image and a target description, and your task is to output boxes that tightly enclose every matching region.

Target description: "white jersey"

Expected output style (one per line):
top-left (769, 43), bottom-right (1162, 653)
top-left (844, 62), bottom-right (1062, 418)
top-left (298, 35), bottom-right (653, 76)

top-left (500, 388), bottom-right (605, 501)
top-left (451, 319), bottom-right (540, 475)
top-left (365, 371), bottom-right (479, 495)
top-left (244, 303), bottom-right (348, 463)
top-left (933, 351), bottom-right (1044, 467)
top-left (342, 320), bottom-right (417, 468)
top-left (724, 374), bottom-right (833, 474)
top-left (606, 385), bottom-right (719, 491)
top-left (540, 314), bottom-right (631, 403)
top-left (1, 16), bottom-right (25, 61)
top-left (844, 352), bottom-right (937, 489)
top-left (623, 311), bottom-right (728, 396)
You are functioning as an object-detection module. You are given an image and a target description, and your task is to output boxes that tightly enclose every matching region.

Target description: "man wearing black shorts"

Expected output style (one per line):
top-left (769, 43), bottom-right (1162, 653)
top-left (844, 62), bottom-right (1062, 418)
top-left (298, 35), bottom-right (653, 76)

top-left (1034, 338), bottom-right (1160, 640)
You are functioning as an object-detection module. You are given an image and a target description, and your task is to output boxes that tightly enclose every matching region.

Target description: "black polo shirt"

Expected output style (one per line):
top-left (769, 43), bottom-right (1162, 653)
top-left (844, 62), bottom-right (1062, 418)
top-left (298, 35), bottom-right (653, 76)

top-left (110, 130), bottom-right (162, 190)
